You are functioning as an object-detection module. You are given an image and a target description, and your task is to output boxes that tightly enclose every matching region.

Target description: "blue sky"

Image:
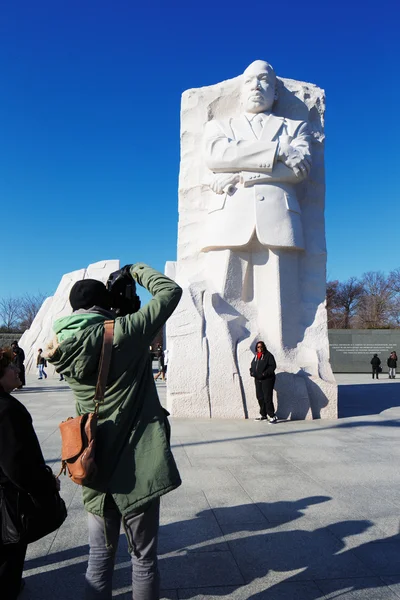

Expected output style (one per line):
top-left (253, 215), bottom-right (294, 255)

top-left (0, 0), bottom-right (398, 302)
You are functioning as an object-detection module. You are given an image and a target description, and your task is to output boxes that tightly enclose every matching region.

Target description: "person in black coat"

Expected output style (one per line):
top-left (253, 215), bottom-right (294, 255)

top-left (250, 341), bottom-right (278, 423)
top-left (0, 347), bottom-right (59, 599)
top-left (11, 341), bottom-right (25, 388)
top-left (387, 351), bottom-right (397, 379)
top-left (370, 354), bottom-right (381, 379)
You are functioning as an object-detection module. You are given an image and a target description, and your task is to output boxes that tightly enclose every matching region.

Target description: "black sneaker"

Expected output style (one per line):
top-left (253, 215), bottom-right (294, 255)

top-left (268, 416), bottom-right (278, 424)
top-left (254, 416), bottom-right (267, 421)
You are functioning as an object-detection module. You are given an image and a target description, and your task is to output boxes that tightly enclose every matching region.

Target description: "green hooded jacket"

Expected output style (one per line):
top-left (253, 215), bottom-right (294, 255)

top-left (47, 263), bottom-right (182, 516)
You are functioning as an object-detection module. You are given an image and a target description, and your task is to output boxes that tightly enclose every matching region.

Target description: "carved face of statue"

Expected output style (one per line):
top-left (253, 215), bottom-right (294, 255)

top-left (241, 60), bottom-right (276, 114)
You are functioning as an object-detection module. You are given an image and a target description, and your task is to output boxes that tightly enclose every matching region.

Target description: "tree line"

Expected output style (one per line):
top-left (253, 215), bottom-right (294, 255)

top-left (0, 293), bottom-right (47, 332)
top-left (327, 269), bottom-right (400, 329)
top-left (2, 270), bottom-right (400, 333)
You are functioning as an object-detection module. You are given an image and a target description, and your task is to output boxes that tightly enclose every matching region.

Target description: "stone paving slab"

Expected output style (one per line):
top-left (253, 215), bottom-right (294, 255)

top-left (13, 372), bottom-right (400, 599)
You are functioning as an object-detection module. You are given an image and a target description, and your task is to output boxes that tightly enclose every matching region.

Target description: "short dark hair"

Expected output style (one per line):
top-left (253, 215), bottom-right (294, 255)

top-left (0, 347), bottom-right (13, 378)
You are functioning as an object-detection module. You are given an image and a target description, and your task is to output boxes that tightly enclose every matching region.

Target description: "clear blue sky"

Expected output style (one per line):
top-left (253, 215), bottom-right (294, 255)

top-left (0, 0), bottom-right (398, 301)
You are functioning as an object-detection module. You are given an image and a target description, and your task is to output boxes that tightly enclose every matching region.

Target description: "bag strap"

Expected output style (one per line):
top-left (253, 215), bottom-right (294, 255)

top-left (94, 320), bottom-right (115, 412)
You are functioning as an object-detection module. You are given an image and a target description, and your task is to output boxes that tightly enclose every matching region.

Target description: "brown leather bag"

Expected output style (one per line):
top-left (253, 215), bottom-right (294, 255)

top-left (58, 320), bottom-right (114, 485)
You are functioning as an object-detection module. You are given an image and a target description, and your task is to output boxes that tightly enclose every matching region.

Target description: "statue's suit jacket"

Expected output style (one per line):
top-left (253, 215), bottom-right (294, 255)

top-left (202, 113), bottom-right (311, 251)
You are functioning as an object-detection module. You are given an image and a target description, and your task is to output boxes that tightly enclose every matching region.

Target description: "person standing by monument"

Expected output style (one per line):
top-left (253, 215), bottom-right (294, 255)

top-left (250, 341), bottom-right (278, 423)
top-left (46, 263), bottom-right (182, 599)
top-left (154, 343), bottom-right (166, 382)
top-left (163, 348), bottom-right (169, 380)
top-left (387, 351), bottom-right (397, 379)
top-left (371, 354), bottom-right (381, 379)
top-left (11, 341), bottom-right (25, 389)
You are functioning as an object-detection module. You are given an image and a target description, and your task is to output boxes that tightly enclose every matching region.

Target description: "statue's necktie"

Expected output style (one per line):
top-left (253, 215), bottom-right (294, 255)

top-left (251, 114), bottom-right (264, 139)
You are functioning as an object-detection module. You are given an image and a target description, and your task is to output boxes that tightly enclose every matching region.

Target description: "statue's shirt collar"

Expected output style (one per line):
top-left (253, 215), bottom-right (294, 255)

top-left (244, 111), bottom-right (272, 123)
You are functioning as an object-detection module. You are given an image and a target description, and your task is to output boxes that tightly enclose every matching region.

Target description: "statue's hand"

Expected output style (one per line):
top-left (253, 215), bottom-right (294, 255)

top-left (209, 173), bottom-right (240, 195)
top-left (278, 143), bottom-right (311, 179)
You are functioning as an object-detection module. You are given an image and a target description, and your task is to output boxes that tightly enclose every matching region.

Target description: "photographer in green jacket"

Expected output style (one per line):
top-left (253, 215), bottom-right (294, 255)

top-left (46, 263), bottom-right (182, 600)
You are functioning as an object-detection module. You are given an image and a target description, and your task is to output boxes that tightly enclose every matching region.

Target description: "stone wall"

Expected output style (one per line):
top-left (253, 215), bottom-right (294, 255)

top-left (0, 333), bottom-right (22, 349)
top-left (329, 330), bottom-right (400, 373)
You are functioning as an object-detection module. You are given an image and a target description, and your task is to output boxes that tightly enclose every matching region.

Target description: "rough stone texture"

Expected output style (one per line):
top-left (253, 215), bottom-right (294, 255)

top-left (19, 260), bottom-right (119, 373)
top-left (166, 66), bottom-right (337, 419)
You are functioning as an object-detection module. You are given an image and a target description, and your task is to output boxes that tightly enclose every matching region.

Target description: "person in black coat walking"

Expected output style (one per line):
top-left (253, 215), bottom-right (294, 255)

top-left (0, 348), bottom-right (59, 599)
top-left (370, 354), bottom-right (381, 379)
top-left (250, 341), bottom-right (278, 423)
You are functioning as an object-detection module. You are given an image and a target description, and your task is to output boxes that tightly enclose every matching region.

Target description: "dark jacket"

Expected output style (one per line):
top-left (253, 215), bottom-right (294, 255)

top-left (371, 356), bottom-right (381, 367)
top-left (387, 357), bottom-right (397, 368)
top-left (12, 347), bottom-right (25, 364)
top-left (46, 264), bottom-right (182, 517)
top-left (36, 353), bottom-right (47, 367)
top-left (250, 351), bottom-right (277, 380)
top-left (12, 346), bottom-right (26, 386)
top-left (156, 348), bottom-right (165, 368)
top-left (0, 387), bottom-right (57, 496)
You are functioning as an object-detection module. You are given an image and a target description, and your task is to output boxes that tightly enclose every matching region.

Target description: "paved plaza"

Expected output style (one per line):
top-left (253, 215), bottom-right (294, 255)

top-left (14, 371), bottom-right (400, 599)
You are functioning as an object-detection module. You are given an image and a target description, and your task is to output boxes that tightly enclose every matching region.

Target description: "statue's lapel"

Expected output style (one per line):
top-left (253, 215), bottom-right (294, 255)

top-left (231, 115), bottom-right (256, 140)
top-left (260, 115), bottom-right (284, 141)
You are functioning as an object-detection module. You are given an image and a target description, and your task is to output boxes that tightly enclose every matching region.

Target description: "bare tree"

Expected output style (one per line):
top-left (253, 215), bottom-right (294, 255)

top-left (389, 267), bottom-right (400, 293)
top-left (326, 280), bottom-right (341, 328)
top-left (327, 277), bottom-right (364, 329)
top-left (387, 268), bottom-right (400, 326)
top-left (0, 297), bottom-right (22, 330)
top-left (358, 271), bottom-right (395, 328)
top-left (18, 293), bottom-right (47, 330)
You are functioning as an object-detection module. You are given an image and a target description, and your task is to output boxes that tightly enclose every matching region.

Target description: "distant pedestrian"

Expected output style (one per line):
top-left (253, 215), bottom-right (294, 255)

top-left (36, 348), bottom-right (47, 380)
top-left (11, 341), bottom-right (25, 389)
top-left (59, 373), bottom-right (64, 382)
top-left (250, 341), bottom-right (278, 423)
top-left (163, 348), bottom-right (169, 379)
top-left (370, 354), bottom-right (381, 379)
top-left (154, 344), bottom-right (166, 381)
top-left (387, 351), bottom-right (397, 379)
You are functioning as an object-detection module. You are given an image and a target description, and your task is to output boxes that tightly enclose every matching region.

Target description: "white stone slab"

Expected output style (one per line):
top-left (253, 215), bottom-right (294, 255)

top-left (19, 260), bottom-right (119, 373)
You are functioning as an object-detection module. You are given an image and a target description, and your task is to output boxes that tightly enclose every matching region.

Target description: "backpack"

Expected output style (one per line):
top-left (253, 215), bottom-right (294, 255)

top-left (58, 320), bottom-right (114, 485)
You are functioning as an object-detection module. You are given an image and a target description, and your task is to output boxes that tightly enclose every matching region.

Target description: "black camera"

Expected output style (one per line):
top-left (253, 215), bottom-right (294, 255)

top-left (106, 266), bottom-right (141, 317)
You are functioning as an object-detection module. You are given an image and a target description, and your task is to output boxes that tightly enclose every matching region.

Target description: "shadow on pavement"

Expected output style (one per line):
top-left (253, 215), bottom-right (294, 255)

top-left (171, 415), bottom-right (400, 451)
top-left (338, 382), bottom-right (400, 418)
top-left (20, 497), bottom-right (400, 599)
top-left (14, 385), bottom-right (71, 394)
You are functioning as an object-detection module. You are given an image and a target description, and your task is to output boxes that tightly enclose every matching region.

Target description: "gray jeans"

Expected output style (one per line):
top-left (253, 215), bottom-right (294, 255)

top-left (86, 496), bottom-right (160, 600)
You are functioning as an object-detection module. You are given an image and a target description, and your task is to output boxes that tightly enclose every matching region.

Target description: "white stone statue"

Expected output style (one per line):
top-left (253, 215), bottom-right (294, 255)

top-left (202, 60), bottom-right (313, 350)
top-left (203, 60), bottom-right (310, 252)
top-left (165, 59), bottom-right (337, 420)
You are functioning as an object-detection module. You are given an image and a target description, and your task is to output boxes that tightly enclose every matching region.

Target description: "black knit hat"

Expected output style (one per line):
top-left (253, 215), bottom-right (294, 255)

top-left (69, 279), bottom-right (111, 311)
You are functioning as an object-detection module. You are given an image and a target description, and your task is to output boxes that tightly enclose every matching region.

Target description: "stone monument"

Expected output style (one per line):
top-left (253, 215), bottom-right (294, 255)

top-left (166, 60), bottom-right (337, 419)
top-left (19, 260), bottom-right (119, 373)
